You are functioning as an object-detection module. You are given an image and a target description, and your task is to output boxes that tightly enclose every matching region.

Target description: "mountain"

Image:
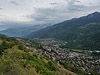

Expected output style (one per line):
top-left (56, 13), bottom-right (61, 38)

top-left (26, 12), bottom-right (100, 50)
top-left (0, 24), bottom-right (51, 37)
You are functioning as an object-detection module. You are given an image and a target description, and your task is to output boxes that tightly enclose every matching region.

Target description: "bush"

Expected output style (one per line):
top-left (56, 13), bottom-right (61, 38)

top-left (46, 61), bottom-right (57, 71)
top-left (18, 44), bottom-right (27, 50)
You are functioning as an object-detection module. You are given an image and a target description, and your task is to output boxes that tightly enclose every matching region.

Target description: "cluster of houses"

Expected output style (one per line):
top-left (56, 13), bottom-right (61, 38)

top-left (67, 54), bottom-right (100, 73)
top-left (17, 38), bottom-right (100, 74)
top-left (33, 44), bottom-right (100, 74)
top-left (36, 44), bottom-right (100, 74)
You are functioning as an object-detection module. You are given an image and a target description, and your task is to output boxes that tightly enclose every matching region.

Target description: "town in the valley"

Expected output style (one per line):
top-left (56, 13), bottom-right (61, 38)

top-left (17, 38), bottom-right (100, 74)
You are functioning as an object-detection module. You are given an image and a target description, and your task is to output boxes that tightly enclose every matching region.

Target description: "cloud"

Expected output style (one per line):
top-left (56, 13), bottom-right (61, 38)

top-left (0, 0), bottom-right (100, 29)
top-left (35, 1), bottom-right (38, 3)
top-left (26, 0), bottom-right (100, 25)
top-left (11, 1), bottom-right (19, 5)
top-left (26, 0), bottom-right (85, 24)
top-left (0, 7), bottom-right (3, 10)
top-left (27, 8), bottom-right (66, 24)
top-left (0, 21), bottom-right (33, 31)
top-left (50, 3), bottom-right (58, 6)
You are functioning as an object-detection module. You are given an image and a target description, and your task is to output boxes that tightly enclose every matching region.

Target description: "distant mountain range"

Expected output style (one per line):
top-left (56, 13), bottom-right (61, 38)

top-left (26, 12), bottom-right (100, 50)
top-left (0, 24), bottom-right (51, 37)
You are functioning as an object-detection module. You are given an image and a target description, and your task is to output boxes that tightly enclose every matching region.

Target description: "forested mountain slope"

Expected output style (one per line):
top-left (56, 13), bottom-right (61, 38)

top-left (26, 12), bottom-right (100, 50)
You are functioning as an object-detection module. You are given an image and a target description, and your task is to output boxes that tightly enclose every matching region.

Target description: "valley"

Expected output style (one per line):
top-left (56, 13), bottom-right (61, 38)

top-left (0, 0), bottom-right (100, 75)
top-left (0, 12), bottom-right (100, 75)
top-left (17, 38), bottom-right (100, 75)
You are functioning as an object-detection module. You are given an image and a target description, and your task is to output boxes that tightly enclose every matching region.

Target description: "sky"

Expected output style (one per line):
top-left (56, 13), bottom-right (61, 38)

top-left (0, 0), bottom-right (100, 30)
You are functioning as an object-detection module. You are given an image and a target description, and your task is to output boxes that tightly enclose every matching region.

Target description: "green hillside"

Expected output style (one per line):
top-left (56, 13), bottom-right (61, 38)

top-left (0, 34), bottom-right (77, 75)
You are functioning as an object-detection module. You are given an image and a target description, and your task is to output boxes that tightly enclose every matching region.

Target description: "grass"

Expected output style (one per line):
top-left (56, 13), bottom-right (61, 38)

top-left (0, 40), bottom-right (2, 45)
top-left (55, 65), bottom-right (77, 75)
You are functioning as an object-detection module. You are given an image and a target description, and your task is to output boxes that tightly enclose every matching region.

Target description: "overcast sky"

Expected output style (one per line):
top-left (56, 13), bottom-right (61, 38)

top-left (0, 0), bottom-right (100, 30)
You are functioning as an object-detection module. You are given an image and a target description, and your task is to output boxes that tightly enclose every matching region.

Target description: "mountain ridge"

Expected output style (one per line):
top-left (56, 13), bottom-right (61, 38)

top-left (0, 24), bottom-right (52, 37)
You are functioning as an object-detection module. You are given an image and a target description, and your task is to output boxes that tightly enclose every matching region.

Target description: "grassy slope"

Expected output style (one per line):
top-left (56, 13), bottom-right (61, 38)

top-left (0, 34), bottom-right (77, 75)
top-left (0, 40), bottom-right (2, 44)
